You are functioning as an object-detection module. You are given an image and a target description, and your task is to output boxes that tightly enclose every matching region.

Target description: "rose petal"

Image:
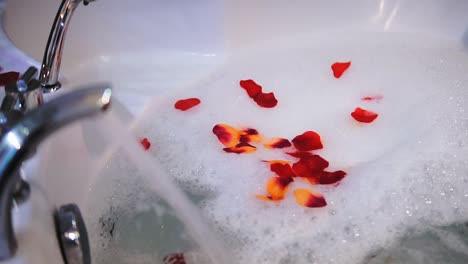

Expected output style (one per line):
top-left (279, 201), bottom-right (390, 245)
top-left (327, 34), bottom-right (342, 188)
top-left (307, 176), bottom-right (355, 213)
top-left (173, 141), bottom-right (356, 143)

top-left (266, 160), bottom-right (296, 178)
top-left (140, 138), bottom-right (151, 150)
top-left (212, 124), bottom-right (240, 147)
top-left (240, 128), bottom-right (259, 136)
top-left (331, 61), bottom-right (351, 78)
top-left (174, 98), bottom-right (201, 111)
top-left (253, 92), bottom-right (278, 108)
top-left (0, 72), bottom-right (20, 86)
top-left (266, 177), bottom-right (294, 200)
top-left (291, 131), bottom-right (323, 151)
top-left (292, 155), bottom-right (329, 179)
top-left (223, 143), bottom-right (257, 154)
top-left (239, 128), bottom-right (262, 143)
top-left (286, 151), bottom-right (314, 158)
top-left (294, 189), bottom-right (327, 208)
top-left (163, 253), bottom-right (186, 264)
top-left (263, 138), bottom-right (292, 149)
top-left (256, 195), bottom-right (281, 202)
top-left (318, 170), bottom-right (347, 185)
top-left (240, 79), bottom-right (262, 98)
top-left (361, 95), bottom-right (383, 102)
top-left (351, 107), bottom-right (378, 123)
top-left (300, 155), bottom-right (329, 171)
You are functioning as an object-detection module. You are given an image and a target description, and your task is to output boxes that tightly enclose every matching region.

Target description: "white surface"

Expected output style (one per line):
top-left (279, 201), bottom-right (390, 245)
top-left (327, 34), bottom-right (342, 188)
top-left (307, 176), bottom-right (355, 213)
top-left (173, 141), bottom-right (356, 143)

top-left (2, 0), bottom-right (468, 263)
top-left (132, 32), bottom-right (468, 263)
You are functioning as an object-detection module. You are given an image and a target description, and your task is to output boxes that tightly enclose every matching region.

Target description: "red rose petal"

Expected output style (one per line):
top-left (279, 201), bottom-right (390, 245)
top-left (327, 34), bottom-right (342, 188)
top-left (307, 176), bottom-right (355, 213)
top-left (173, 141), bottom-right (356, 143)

top-left (286, 151), bottom-right (314, 158)
top-left (318, 170), bottom-right (347, 185)
top-left (351, 107), bottom-right (379, 123)
top-left (300, 155), bottom-right (329, 171)
top-left (212, 124), bottom-right (240, 147)
top-left (140, 138), bottom-right (151, 150)
top-left (362, 95), bottom-right (383, 102)
top-left (266, 160), bottom-right (296, 178)
top-left (0, 71), bottom-right (20, 86)
top-left (240, 79), bottom-right (262, 98)
top-left (254, 92), bottom-right (278, 108)
top-left (266, 176), bottom-right (293, 200)
top-left (291, 131), bottom-right (323, 151)
top-left (263, 138), bottom-right (292, 149)
top-left (331, 61), bottom-right (351, 78)
top-left (294, 189), bottom-right (327, 208)
top-left (292, 155), bottom-right (329, 179)
top-left (163, 253), bottom-right (186, 264)
top-left (174, 98), bottom-right (201, 111)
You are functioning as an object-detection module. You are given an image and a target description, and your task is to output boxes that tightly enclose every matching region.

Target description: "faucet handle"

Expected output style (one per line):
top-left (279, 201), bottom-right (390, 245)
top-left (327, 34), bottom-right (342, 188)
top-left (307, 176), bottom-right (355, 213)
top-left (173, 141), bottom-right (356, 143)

top-left (3, 67), bottom-right (43, 113)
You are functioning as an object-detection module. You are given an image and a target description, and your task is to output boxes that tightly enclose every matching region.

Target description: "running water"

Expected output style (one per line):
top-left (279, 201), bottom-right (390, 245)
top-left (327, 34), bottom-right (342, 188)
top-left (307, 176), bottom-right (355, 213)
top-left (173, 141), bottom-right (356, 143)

top-left (83, 111), bottom-right (231, 264)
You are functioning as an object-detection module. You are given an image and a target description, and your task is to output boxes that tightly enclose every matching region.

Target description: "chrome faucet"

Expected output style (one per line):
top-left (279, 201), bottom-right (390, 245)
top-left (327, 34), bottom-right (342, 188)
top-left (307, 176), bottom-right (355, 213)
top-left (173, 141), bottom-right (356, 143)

top-left (0, 66), bottom-right (112, 260)
top-left (40, 0), bottom-right (97, 93)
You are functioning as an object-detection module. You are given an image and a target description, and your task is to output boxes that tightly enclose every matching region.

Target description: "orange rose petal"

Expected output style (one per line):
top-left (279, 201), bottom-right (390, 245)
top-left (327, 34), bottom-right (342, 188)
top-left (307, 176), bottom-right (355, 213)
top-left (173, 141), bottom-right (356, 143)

top-left (263, 138), bottom-right (292, 149)
top-left (240, 128), bottom-right (259, 135)
top-left (223, 143), bottom-right (257, 154)
top-left (240, 134), bottom-right (263, 143)
top-left (286, 151), bottom-right (314, 158)
top-left (254, 92), bottom-right (278, 108)
top-left (266, 177), bottom-right (293, 200)
top-left (351, 107), bottom-right (379, 123)
top-left (331, 61), bottom-right (351, 78)
top-left (174, 98), bottom-right (201, 111)
top-left (212, 124), bottom-right (240, 147)
top-left (294, 189), bottom-right (327, 208)
top-left (291, 131), bottom-right (323, 151)
top-left (264, 160), bottom-right (290, 165)
top-left (240, 79), bottom-right (262, 98)
top-left (256, 195), bottom-right (281, 202)
top-left (238, 128), bottom-right (263, 143)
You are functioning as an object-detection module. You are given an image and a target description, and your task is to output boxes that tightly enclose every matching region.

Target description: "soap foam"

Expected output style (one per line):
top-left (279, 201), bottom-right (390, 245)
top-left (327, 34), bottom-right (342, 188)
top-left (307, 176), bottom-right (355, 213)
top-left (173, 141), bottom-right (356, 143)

top-left (97, 32), bottom-right (468, 263)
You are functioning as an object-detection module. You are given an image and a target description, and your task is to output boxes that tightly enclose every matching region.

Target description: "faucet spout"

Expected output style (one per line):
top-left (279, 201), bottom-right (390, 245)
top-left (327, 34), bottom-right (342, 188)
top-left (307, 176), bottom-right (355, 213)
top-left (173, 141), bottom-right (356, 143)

top-left (39, 0), bottom-right (96, 93)
top-left (0, 83), bottom-right (112, 260)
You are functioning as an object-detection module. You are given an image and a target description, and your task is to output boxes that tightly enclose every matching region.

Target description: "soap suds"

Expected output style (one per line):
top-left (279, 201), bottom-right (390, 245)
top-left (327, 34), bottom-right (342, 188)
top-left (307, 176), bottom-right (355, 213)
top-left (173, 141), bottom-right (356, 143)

top-left (90, 32), bottom-right (468, 263)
